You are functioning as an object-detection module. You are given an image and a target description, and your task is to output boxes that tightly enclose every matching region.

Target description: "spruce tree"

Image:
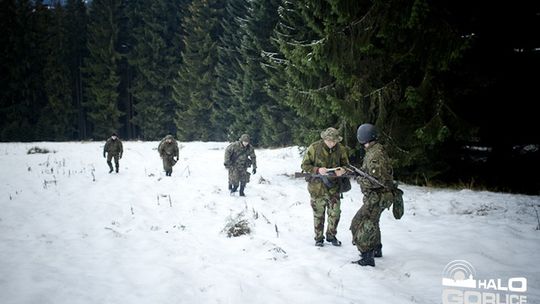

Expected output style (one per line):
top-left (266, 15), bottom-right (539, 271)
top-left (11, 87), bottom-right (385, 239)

top-left (0, 0), bottom-right (51, 141)
top-left (126, 0), bottom-right (187, 140)
top-left (173, 0), bottom-right (225, 141)
top-left (214, 0), bottom-right (246, 143)
top-left (83, 0), bottom-right (124, 139)
top-left (36, 2), bottom-right (75, 140)
top-left (242, 0), bottom-right (297, 147)
top-left (271, 0), bottom-right (473, 178)
top-left (65, 0), bottom-right (89, 139)
top-left (0, 0), bottom-right (20, 140)
top-left (266, 0), bottom-right (338, 145)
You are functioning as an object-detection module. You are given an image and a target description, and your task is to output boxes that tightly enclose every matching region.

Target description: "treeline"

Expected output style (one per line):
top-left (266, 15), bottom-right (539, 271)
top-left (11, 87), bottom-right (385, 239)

top-left (1, 0), bottom-right (538, 192)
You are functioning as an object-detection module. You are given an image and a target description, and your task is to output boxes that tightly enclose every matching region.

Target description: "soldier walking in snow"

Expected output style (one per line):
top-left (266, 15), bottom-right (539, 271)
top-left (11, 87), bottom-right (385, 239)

top-left (224, 134), bottom-right (257, 196)
top-left (158, 135), bottom-right (179, 176)
top-left (350, 123), bottom-right (395, 267)
top-left (301, 127), bottom-right (349, 247)
top-left (103, 132), bottom-right (123, 173)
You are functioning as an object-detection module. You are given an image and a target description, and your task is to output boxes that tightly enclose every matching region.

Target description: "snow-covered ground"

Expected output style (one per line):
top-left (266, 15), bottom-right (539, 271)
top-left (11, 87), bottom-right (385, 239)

top-left (1, 141), bottom-right (539, 304)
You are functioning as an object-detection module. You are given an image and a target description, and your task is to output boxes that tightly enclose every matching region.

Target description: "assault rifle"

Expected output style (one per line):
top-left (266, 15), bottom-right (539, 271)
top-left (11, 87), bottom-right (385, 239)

top-left (343, 164), bottom-right (386, 188)
top-left (294, 168), bottom-right (355, 188)
top-left (294, 165), bottom-right (388, 188)
top-left (294, 168), bottom-right (348, 178)
top-left (294, 165), bottom-right (386, 188)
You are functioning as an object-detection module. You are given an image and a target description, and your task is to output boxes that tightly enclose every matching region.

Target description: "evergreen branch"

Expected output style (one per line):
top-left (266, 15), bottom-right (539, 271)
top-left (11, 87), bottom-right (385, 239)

top-left (441, 100), bottom-right (460, 119)
top-left (381, 130), bottom-right (410, 154)
top-left (277, 22), bottom-right (295, 31)
top-left (297, 81), bottom-right (336, 95)
top-left (363, 79), bottom-right (399, 99)
top-left (260, 62), bottom-right (281, 69)
top-left (262, 50), bottom-right (288, 65)
top-left (349, 6), bottom-right (375, 29)
top-left (284, 37), bottom-right (327, 47)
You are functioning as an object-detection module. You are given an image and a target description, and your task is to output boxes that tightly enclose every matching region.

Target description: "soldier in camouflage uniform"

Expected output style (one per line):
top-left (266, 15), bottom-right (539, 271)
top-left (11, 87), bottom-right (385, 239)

top-left (301, 127), bottom-right (349, 247)
top-left (350, 123), bottom-right (394, 267)
top-left (224, 134), bottom-right (257, 196)
top-left (158, 135), bottom-right (179, 176)
top-left (103, 132), bottom-right (123, 173)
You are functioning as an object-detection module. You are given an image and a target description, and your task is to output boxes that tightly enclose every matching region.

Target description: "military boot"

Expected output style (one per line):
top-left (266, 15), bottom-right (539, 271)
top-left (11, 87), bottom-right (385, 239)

top-left (326, 237), bottom-right (342, 247)
top-left (239, 182), bottom-right (246, 196)
top-left (108, 164), bottom-right (113, 173)
top-left (374, 244), bottom-right (383, 258)
top-left (353, 250), bottom-right (375, 267)
top-left (115, 167), bottom-right (119, 173)
top-left (230, 185), bottom-right (238, 195)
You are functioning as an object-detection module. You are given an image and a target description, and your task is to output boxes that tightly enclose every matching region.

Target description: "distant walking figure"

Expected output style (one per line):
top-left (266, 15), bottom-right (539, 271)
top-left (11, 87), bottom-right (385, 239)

top-left (224, 134), bottom-right (257, 196)
top-left (103, 132), bottom-right (123, 173)
top-left (158, 135), bottom-right (179, 176)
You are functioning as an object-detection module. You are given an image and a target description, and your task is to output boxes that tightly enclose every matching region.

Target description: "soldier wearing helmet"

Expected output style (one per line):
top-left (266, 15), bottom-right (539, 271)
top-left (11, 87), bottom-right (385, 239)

top-left (351, 123), bottom-right (394, 267)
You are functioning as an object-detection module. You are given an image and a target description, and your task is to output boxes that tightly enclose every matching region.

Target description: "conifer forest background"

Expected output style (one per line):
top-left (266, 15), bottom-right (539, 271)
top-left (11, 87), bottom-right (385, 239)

top-left (1, 0), bottom-right (539, 193)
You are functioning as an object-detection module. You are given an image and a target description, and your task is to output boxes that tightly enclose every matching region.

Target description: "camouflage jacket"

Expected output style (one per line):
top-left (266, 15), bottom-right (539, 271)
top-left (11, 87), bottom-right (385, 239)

top-left (358, 142), bottom-right (393, 193)
top-left (224, 141), bottom-right (256, 169)
top-left (158, 136), bottom-right (179, 158)
top-left (301, 140), bottom-right (349, 195)
top-left (104, 138), bottom-right (123, 156)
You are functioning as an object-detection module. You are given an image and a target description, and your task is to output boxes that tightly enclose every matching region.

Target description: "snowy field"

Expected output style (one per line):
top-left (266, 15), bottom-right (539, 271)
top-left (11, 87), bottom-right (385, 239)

top-left (1, 141), bottom-right (539, 304)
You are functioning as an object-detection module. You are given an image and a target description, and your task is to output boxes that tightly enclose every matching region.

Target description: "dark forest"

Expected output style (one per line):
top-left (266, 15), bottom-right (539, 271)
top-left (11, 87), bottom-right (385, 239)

top-left (1, 0), bottom-right (538, 193)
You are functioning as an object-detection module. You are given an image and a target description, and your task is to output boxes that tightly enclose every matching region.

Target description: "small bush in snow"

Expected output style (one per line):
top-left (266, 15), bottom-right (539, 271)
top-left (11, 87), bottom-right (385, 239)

top-left (27, 147), bottom-right (53, 154)
top-left (222, 212), bottom-right (251, 237)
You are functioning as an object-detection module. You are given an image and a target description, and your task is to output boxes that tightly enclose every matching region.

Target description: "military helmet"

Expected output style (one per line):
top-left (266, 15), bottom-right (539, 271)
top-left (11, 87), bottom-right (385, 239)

top-left (357, 123), bottom-right (378, 144)
top-left (239, 134), bottom-right (250, 142)
top-left (320, 127), bottom-right (342, 142)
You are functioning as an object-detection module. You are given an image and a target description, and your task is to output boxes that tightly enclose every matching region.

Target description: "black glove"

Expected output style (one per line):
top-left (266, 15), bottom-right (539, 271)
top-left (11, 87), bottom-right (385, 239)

top-left (252, 168), bottom-right (256, 175)
top-left (119, 154), bottom-right (122, 159)
top-left (103, 152), bottom-right (106, 158)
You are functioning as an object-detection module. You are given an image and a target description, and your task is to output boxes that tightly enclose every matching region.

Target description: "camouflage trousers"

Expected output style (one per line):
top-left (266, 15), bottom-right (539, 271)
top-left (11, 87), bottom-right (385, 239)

top-left (228, 167), bottom-right (250, 188)
top-left (162, 156), bottom-right (176, 174)
top-left (350, 191), bottom-right (385, 252)
top-left (107, 153), bottom-right (119, 170)
top-left (310, 193), bottom-right (341, 241)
